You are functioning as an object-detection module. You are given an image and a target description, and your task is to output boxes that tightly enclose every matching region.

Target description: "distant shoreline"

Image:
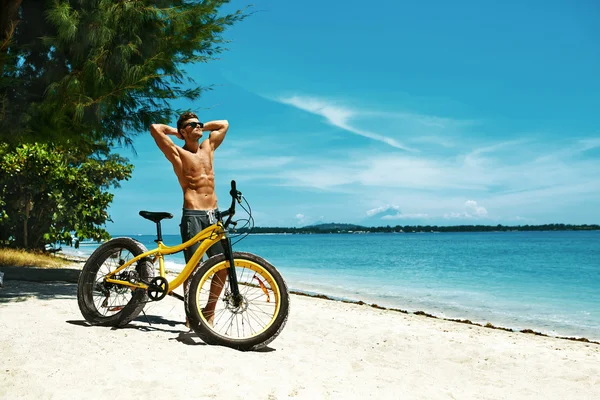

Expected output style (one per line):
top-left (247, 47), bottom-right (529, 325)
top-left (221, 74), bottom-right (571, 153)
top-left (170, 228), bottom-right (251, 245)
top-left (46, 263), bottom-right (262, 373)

top-left (234, 223), bottom-right (600, 235)
top-left (110, 224), bottom-right (600, 237)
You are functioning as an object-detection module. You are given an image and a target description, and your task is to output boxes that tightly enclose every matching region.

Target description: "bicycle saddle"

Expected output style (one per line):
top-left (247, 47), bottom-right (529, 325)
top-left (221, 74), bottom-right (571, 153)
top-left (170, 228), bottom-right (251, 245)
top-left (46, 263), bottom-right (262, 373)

top-left (139, 211), bottom-right (173, 223)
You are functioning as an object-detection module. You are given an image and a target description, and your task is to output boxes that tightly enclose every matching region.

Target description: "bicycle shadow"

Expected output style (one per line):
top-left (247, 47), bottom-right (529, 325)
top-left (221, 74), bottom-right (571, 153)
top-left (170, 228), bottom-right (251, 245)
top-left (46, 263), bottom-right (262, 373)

top-left (66, 315), bottom-right (185, 335)
top-left (171, 331), bottom-right (206, 346)
top-left (171, 331), bottom-right (276, 352)
top-left (66, 318), bottom-right (277, 352)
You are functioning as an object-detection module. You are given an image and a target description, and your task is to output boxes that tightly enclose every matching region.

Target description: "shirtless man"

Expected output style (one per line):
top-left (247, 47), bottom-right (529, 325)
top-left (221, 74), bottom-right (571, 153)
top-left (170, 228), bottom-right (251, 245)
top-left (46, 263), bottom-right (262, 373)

top-left (150, 112), bottom-right (229, 325)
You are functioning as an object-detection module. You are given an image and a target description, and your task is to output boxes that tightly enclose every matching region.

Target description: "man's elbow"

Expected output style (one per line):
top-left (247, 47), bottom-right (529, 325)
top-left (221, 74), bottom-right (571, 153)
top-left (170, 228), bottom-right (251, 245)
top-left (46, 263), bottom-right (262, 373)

top-left (150, 124), bottom-right (160, 136)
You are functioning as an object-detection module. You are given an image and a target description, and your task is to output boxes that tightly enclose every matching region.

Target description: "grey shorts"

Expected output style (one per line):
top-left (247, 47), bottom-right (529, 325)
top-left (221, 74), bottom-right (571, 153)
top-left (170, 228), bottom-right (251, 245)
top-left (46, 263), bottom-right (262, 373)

top-left (180, 209), bottom-right (225, 264)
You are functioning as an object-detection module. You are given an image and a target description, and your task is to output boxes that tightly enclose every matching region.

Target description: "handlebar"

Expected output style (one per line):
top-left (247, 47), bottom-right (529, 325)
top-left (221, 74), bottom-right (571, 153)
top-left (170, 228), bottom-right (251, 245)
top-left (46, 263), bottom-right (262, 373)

top-left (221, 180), bottom-right (242, 228)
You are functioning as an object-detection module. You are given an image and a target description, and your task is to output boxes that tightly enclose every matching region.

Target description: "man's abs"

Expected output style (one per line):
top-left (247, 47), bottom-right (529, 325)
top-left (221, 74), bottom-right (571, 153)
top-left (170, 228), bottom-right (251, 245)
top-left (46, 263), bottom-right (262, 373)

top-left (181, 185), bottom-right (218, 210)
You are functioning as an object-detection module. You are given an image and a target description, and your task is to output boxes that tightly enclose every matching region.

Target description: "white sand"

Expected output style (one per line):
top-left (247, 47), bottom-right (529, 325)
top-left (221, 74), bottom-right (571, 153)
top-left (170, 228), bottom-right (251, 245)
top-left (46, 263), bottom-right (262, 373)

top-left (1, 279), bottom-right (599, 400)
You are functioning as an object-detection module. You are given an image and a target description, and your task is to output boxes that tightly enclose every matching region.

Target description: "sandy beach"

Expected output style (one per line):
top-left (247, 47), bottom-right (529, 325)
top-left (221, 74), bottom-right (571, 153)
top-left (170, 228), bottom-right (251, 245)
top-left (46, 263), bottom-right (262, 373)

top-left (1, 270), bottom-right (599, 400)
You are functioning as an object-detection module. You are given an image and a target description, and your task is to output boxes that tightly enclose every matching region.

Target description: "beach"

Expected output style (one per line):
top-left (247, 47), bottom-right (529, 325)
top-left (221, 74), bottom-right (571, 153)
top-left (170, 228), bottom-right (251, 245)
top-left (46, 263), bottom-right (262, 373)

top-left (1, 270), bottom-right (599, 400)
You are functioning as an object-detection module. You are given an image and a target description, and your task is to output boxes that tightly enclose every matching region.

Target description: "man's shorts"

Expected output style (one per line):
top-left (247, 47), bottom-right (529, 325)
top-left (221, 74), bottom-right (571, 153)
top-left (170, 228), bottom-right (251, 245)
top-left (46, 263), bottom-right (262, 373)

top-left (180, 208), bottom-right (225, 264)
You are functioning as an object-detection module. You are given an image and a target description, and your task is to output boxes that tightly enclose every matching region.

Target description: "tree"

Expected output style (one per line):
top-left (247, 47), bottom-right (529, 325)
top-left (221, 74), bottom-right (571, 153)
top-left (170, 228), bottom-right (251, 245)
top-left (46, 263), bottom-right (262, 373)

top-left (0, 142), bottom-right (133, 249)
top-left (2, 0), bottom-right (246, 148)
top-left (0, 1), bottom-right (246, 250)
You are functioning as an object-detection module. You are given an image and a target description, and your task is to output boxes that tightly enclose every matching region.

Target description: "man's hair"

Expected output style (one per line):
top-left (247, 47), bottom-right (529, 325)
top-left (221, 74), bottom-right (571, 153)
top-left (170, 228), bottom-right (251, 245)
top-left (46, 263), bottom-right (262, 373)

top-left (177, 111), bottom-right (199, 131)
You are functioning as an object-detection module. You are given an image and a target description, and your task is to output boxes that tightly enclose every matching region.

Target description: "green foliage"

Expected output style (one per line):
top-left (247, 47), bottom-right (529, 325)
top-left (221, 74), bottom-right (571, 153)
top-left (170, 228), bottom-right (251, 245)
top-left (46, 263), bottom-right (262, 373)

top-left (0, 1), bottom-right (245, 249)
top-left (0, 142), bottom-right (133, 249)
top-left (1, 0), bottom-right (247, 148)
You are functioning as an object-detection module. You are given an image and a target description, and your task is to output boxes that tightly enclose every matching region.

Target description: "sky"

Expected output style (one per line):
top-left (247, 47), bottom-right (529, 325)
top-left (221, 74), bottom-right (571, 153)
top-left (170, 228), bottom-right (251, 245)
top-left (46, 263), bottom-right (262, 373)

top-left (108, 0), bottom-right (600, 235)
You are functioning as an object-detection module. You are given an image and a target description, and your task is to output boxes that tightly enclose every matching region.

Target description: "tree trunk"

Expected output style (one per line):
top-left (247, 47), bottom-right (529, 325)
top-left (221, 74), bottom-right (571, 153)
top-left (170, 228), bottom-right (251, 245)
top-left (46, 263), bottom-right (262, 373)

top-left (23, 195), bottom-right (31, 248)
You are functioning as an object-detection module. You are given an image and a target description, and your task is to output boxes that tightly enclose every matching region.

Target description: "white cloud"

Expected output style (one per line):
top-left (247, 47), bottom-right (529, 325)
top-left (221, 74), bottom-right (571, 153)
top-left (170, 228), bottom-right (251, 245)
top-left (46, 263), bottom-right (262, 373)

top-left (366, 205), bottom-right (428, 220)
top-left (366, 205), bottom-right (401, 217)
top-left (295, 213), bottom-right (306, 225)
top-left (444, 212), bottom-right (471, 219)
top-left (279, 96), bottom-right (415, 151)
top-left (443, 200), bottom-right (488, 220)
top-left (465, 200), bottom-right (488, 217)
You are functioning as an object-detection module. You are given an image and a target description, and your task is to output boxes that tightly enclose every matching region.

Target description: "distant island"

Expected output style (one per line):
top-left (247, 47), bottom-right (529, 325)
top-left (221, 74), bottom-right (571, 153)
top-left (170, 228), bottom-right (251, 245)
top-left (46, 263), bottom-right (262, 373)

top-left (235, 223), bottom-right (600, 234)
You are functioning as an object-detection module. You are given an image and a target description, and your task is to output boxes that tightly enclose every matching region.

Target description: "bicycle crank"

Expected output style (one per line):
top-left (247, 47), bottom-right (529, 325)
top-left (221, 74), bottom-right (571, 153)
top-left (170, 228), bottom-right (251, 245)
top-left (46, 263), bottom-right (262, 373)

top-left (147, 277), bottom-right (169, 301)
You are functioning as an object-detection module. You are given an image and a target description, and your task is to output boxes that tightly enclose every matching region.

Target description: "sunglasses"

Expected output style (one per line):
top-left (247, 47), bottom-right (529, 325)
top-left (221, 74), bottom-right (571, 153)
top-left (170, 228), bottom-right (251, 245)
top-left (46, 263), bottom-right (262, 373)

top-left (184, 121), bottom-right (204, 129)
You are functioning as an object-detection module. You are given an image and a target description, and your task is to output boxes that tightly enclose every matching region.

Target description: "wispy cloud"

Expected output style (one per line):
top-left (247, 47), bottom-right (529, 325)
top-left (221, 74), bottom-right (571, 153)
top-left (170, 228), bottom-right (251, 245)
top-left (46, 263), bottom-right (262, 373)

top-left (533, 136), bottom-right (600, 163)
top-left (366, 205), bottom-right (402, 217)
top-left (463, 139), bottom-right (531, 168)
top-left (579, 137), bottom-right (600, 152)
top-left (365, 205), bottom-right (429, 221)
top-left (365, 111), bottom-right (478, 130)
top-left (278, 96), bottom-right (416, 151)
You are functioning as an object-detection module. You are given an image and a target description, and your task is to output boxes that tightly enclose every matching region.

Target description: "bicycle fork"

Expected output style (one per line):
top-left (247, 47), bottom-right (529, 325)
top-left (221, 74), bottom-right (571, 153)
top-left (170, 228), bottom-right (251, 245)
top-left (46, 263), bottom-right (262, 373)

top-left (220, 236), bottom-right (243, 305)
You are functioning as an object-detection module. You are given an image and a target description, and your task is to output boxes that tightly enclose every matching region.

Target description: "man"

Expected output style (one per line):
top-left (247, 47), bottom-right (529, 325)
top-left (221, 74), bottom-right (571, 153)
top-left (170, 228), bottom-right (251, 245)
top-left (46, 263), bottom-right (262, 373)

top-left (150, 112), bottom-right (229, 326)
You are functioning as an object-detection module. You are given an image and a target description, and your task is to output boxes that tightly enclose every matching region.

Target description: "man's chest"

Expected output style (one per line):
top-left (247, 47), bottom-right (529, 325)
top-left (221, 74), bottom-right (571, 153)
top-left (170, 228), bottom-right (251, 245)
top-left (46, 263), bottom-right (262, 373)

top-left (180, 151), bottom-right (213, 174)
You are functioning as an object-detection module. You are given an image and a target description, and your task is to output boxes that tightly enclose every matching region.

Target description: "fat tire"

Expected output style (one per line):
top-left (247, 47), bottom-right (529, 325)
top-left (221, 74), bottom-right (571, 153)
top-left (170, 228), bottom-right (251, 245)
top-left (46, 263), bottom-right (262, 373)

top-left (77, 237), bottom-right (154, 327)
top-left (185, 251), bottom-right (290, 351)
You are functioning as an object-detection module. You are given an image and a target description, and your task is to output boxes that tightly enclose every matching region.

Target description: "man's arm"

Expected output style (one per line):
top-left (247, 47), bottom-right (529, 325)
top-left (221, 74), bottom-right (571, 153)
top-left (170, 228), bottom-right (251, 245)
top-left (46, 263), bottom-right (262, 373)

top-left (204, 120), bottom-right (229, 150)
top-left (150, 124), bottom-right (182, 164)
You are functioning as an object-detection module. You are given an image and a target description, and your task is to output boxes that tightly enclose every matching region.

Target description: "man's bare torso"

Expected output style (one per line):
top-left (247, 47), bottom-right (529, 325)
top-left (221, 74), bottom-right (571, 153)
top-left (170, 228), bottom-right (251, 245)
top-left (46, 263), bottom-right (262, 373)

top-left (173, 141), bottom-right (218, 210)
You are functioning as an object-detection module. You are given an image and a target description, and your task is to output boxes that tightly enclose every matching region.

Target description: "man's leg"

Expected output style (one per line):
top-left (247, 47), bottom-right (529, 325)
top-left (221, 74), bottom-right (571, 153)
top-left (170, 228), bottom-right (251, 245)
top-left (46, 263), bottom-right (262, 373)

top-left (202, 269), bottom-right (228, 325)
top-left (180, 214), bottom-right (201, 328)
top-left (201, 237), bottom-right (228, 325)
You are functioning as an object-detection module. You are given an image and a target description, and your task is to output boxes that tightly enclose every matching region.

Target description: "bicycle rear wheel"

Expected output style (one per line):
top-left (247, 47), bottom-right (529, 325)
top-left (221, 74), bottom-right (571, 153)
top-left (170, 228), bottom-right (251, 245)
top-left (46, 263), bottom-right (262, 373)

top-left (185, 251), bottom-right (290, 351)
top-left (77, 237), bottom-right (154, 327)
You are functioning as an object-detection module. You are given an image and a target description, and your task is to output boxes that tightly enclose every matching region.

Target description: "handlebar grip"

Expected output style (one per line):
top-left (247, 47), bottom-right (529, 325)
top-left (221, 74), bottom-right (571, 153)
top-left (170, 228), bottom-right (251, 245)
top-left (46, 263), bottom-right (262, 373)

top-left (230, 180), bottom-right (237, 197)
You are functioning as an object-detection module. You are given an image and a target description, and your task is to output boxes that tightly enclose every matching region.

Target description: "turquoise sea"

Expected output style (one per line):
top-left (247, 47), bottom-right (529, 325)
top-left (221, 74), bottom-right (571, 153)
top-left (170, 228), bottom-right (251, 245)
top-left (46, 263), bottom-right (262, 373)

top-left (65, 230), bottom-right (600, 341)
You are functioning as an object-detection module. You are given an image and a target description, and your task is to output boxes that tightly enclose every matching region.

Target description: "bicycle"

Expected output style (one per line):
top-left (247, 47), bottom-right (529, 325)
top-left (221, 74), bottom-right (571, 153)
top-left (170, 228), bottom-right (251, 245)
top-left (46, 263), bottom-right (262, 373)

top-left (77, 180), bottom-right (290, 351)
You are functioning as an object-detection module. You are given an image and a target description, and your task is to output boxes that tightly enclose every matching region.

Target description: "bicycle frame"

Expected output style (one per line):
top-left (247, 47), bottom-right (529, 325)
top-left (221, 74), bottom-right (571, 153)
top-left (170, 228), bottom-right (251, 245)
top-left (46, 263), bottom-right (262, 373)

top-left (104, 222), bottom-right (226, 293)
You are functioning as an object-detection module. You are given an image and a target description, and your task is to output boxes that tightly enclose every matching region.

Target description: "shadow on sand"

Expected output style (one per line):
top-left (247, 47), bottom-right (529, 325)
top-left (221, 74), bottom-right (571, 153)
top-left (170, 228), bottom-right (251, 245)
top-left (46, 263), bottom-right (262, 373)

top-left (0, 280), bottom-right (76, 303)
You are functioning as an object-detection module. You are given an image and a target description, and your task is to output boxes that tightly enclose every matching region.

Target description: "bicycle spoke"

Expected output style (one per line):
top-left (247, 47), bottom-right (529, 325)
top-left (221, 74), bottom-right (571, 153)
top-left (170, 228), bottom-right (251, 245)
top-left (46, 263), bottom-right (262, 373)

top-left (224, 312), bottom-right (236, 336)
top-left (246, 306), bottom-right (270, 326)
top-left (243, 309), bottom-right (259, 334)
top-left (245, 311), bottom-right (257, 335)
top-left (213, 307), bottom-right (228, 327)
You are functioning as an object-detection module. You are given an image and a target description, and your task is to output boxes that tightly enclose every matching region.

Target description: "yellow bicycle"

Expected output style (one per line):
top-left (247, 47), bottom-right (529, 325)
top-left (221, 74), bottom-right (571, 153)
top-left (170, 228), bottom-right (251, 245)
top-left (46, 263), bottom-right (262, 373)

top-left (77, 181), bottom-right (289, 351)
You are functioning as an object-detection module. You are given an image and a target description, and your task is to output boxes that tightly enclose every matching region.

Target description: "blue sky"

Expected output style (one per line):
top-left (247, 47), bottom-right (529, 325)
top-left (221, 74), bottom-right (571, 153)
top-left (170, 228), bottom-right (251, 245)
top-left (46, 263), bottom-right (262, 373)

top-left (108, 0), bottom-right (600, 235)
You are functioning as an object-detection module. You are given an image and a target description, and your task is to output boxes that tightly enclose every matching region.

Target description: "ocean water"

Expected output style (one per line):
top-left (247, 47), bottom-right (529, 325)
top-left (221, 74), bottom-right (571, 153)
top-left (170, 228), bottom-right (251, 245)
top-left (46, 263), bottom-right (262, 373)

top-left (65, 230), bottom-right (600, 341)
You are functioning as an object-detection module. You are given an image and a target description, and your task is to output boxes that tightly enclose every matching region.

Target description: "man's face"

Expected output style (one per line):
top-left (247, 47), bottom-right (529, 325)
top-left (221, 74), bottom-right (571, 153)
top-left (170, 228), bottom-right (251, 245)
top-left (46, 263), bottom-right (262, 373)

top-left (180, 118), bottom-right (203, 140)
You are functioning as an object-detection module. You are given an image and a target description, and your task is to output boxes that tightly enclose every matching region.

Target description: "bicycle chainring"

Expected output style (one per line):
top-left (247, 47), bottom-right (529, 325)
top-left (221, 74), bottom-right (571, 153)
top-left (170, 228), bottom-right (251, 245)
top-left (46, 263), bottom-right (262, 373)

top-left (147, 276), bottom-right (169, 301)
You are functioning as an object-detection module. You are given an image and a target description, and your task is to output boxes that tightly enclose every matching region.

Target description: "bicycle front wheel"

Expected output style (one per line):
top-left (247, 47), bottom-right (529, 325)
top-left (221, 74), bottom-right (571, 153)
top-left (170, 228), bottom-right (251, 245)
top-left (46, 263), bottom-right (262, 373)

top-left (185, 251), bottom-right (290, 351)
